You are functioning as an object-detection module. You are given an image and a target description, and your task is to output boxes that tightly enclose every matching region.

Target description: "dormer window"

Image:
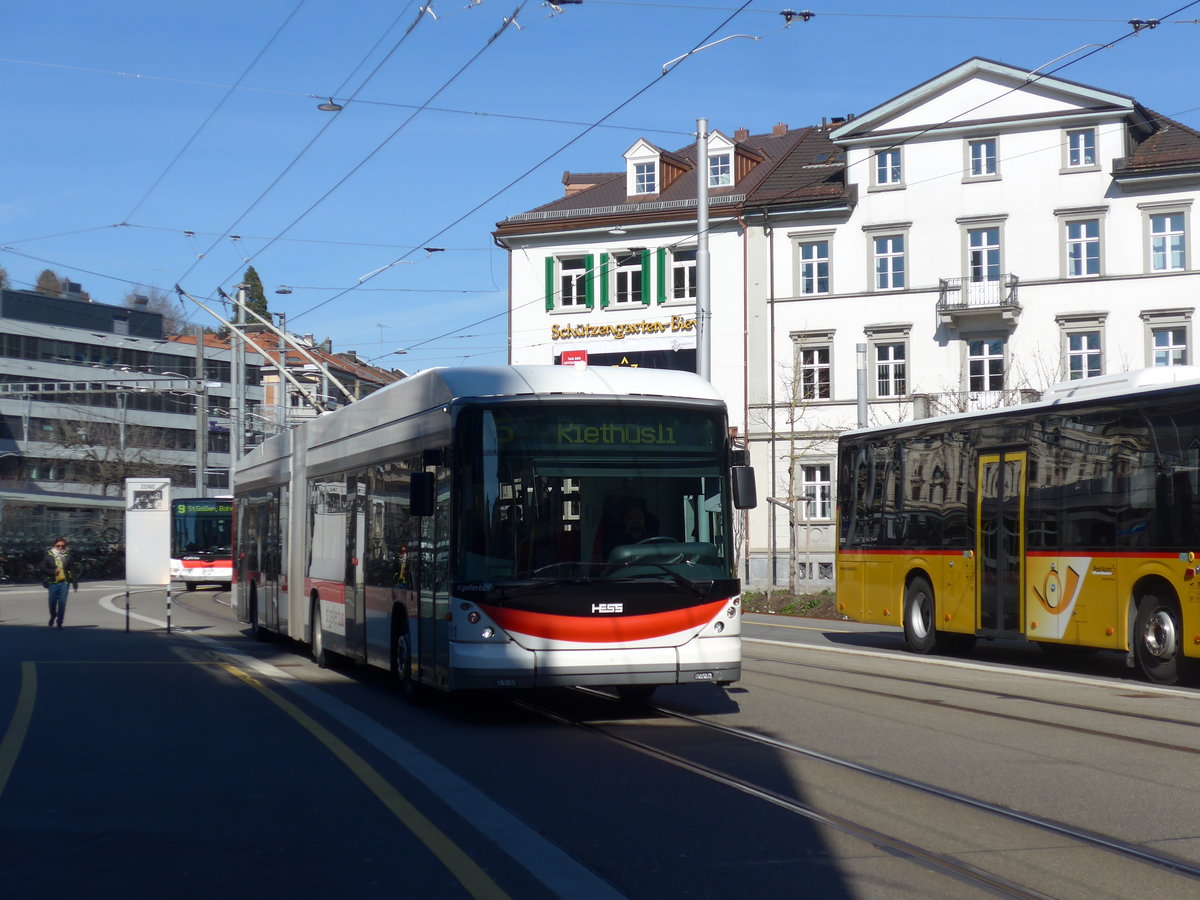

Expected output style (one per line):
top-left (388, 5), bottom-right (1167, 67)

top-left (634, 161), bottom-right (657, 194)
top-left (708, 152), bottom-right (732, 187)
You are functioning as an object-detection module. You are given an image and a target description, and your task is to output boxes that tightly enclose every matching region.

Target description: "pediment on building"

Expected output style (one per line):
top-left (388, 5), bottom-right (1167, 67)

top-left (829, 57), bottom-right (1137, 144)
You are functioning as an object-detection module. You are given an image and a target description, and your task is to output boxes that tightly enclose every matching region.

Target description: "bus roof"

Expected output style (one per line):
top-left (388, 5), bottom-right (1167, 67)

top-left (842, 366), bottom-right (1200, 442)
top-left (236, 365), bottom-right (725, 484)
top-left (375, 365), bottom-right (724, 404)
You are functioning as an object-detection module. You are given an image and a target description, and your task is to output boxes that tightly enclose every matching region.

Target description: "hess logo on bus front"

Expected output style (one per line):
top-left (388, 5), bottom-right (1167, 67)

top-left (592, 603), bottom-right (623, 614)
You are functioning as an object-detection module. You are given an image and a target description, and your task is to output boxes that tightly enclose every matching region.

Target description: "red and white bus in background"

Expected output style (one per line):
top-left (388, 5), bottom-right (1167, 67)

top-left (233, 365), bottom-right (756, 699)
top-left (170, 497), bottom-right (233, 591)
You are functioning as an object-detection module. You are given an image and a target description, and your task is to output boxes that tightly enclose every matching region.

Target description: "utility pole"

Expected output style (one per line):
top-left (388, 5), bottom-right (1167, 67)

top-left (231, 284), bottom-right (246, 465)
top-left (194, 324), bottom-right (207, 496)
top-left (274, 311), bottom-right (288, 432)
top-left (696, 117), bottom-right (711, 382)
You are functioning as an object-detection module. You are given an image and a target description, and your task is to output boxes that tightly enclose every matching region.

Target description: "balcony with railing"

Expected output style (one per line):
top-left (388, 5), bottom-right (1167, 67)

top-left (912, 387), bottom-right (1041, 418)
top-left (937, 275), bottom-right (1020, 326)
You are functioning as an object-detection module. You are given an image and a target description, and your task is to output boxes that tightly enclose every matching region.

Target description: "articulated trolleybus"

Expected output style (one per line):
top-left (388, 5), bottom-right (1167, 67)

top-left (170, 497), bottom-right (233, 591)
top-left (234, 366), bottom-right (756, 698)
top-left (837, 367), bottom-right (1200, 686)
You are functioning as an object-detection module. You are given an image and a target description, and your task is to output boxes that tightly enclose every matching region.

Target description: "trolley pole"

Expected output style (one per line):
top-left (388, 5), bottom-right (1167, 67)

top-left (696, 117), bottom-right (711, 382)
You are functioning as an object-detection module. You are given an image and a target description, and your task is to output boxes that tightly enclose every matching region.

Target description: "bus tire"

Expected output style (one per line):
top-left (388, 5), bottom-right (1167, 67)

top-left (390, 623), bottom-right (419, 701)
top-left (311, 595), bottom-right (331, 669)
top-left (249, 586), bottom-right (270, 643)
top-left (903, 576), bottom-right (940, 654)
top-left (185, 582), bottom-right (197, 592)
top-left (1134, 591), bottom-right (1190, 685)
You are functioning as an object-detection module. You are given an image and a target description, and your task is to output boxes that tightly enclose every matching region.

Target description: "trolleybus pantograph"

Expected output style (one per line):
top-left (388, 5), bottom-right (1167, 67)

top-left (836, 366), bottom-right (1200, 685)
top-left (233, 365), bottom-right (756, 698)
top-left (170, 497), bottom-right (233, 590)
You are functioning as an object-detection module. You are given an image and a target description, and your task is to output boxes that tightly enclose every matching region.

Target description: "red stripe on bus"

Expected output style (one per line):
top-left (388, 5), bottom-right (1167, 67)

top-left (182, 559), bottom-right (232, 568)
top-left (481, 599), bottom-right (728, 643)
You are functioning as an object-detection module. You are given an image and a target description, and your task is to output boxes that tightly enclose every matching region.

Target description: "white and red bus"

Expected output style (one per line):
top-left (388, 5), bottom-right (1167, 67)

top-left (170, 497), bottom-right (233, 591)
top-left (233, 365), bottom-right (756, 698)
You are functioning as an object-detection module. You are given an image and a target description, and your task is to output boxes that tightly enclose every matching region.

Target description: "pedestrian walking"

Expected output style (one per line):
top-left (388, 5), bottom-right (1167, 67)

top-left (40, 537), bottom-right (79, 629)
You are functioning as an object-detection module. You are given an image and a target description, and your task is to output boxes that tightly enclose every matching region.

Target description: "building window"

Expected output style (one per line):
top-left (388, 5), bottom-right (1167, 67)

top-left (874, 342), bottom-right (907, 397)
top-left (1152, 327), bottom-right (1188, 366)
top-left (967, 227), bottom-right (1001, 282)
top-left (967, 338), bottom-right (1005, 392)
top-left (671, 248), bottom-right (696, 301)
top-left (557, 256), bottom-right (589, 309)
top-left (797, 346), bottom-right (831, 400)
top-left (967, 138), bottom-right (997, 178)
top-left (1064, 128), bottom-right (1097, 169)
top-left (1065, 219), bottom-right (1101, 277)
top-left (874, 235), bottom-right (905, 290)
top-left (634, 161), bottom-right (656, 194)
top-left (874, 148), bottom-right (902, 186)
top-left (708, 153), bottom-right (732, 188)
top-left (612, 252), bottom-right (645, 305)
top-left (800, 464), bottom-right (832, 521)
top-left (1066, 331), bottom-right (1102, 380)
top-left (797, 241), bottom-right (830, 295)
top-left (1150, 212), bottom-right (1187, 272)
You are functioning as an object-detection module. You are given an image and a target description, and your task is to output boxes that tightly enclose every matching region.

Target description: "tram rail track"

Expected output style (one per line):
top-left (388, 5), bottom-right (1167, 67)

top-left (512, 684), bottom-right (1200, 898)
top-left (742, 652), bottom-right (1200, 755)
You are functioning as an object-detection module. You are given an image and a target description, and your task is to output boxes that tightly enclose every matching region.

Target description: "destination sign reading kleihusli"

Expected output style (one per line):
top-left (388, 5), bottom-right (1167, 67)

top-left (482, 408), bottom-right (718, 454)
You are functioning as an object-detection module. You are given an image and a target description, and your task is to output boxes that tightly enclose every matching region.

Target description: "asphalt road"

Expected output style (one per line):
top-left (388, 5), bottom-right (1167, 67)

top-left (3, 586), bottom-right (1198, 898)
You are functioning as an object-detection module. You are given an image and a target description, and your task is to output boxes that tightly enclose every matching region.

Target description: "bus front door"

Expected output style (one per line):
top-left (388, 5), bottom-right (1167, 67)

top-left (976, 452), bottom-right (1026, 635)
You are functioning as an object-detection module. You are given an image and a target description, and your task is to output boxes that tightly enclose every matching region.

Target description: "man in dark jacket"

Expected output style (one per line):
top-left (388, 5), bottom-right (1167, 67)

top-left (40, 537), bottom-right (79, 629)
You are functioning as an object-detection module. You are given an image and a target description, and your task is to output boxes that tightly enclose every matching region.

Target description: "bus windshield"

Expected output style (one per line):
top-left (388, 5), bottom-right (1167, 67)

top-left (172, 500), bottom-right (233, 557)
top-left (456, 404), bottom-right (732, 582)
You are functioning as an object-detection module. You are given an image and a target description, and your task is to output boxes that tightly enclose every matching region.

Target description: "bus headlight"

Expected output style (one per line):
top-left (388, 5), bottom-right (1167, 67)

top-left (726, 605), bottom-right (737, 618)
top-left (467, 611), bottom-right (481, 624)
top-left (713, 621), bottom-right (725, 634)
top-left (481, 627), bottom-right (494, 639)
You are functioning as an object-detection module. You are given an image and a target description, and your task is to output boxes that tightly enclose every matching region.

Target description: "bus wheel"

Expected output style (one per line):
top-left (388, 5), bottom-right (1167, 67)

top-left (311, 597), bottom-right (330, 669)
top-left (391, 627), bottom-right (416, 698)
top-left (1135, 592), bottom-right (1189, 685)
top-left (249, 588), bottom-right (270, 643)
top-left (903, 576), bottom-right (939, 654)
top-left (185, 582), bottom-right (197, 592)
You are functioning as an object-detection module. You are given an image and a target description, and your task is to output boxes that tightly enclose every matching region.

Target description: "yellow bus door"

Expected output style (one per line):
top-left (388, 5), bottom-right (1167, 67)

top-left (976, 452), bottom-right (1026, 635)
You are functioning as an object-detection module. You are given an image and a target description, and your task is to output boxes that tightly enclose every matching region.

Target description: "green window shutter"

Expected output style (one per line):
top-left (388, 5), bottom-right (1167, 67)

top-left (599, 253), bottom-right (610, 308)
top-left (641, 249), bottom-right (652, 305)
top-left (544, 257), bottom-right (556, 311)
top-left (585, 254), bottom-right (595, 309)
top-left (656, 248), bottom-right (667, 305)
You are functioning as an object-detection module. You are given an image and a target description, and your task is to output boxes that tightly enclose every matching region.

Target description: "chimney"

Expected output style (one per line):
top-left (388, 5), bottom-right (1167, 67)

top-left (734, 127), bottom-right (750, 141)
top-left (773, 122), bottom-right (788, 137)
top-left (562, 170), bottom-right (602, 197)
top-left (132, 294), bottom-right (150, 308)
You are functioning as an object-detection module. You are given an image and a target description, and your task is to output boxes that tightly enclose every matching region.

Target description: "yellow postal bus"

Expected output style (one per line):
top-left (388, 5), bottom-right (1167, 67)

top-left (836, 368), bottom-right (1200, 685)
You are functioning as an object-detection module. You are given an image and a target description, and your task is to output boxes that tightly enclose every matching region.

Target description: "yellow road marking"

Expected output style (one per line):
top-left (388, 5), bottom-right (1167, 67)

top-left (1, 659), bottom-right (508, 900)
top-left (218, 662), bottom-right (510, 900)
top-left (0, 662), bottom-right (36, 800)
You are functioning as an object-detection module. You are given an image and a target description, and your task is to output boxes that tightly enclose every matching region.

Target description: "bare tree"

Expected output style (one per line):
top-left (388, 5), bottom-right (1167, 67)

top-left (125, 287), bottom-right (189, 335)
top-left (48, 416), bottom-right (181, 496)
top-left (0, 265), bottom-right (10, 290)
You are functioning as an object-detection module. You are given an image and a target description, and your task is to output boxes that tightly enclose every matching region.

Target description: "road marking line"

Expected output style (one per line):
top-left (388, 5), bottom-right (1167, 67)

top-left (0, 662), bottom-right (36, 801)
top-left (744, 618), bottom-right (856, 633)
top-left (95, 593), bottom-right (626, 899)
top-left (218, 661), bottom-right (509, 900)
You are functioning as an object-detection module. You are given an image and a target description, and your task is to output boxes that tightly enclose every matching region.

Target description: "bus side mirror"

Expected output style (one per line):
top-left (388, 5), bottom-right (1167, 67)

top-left (732, 466), bottom-right (757, 510)
top-left (411, 472), bottom-right (436, 517)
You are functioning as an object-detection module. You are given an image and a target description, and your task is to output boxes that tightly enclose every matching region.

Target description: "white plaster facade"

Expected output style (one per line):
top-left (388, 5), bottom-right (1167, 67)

top-left (496, 58), bottom-right (1200, 591)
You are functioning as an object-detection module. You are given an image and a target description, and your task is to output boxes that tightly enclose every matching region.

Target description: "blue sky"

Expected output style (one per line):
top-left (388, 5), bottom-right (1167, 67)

top-left (3, 1), bottom-right (1199, 371)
